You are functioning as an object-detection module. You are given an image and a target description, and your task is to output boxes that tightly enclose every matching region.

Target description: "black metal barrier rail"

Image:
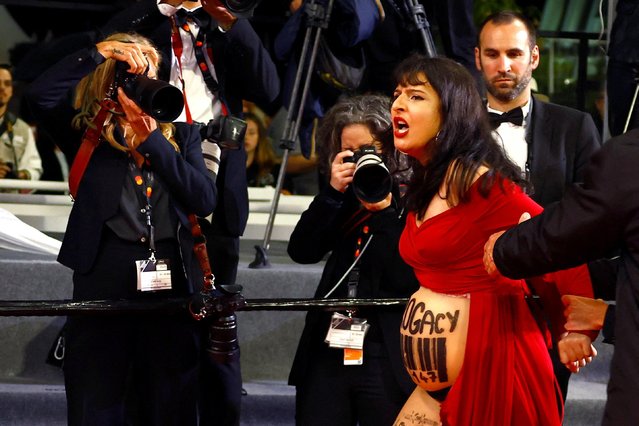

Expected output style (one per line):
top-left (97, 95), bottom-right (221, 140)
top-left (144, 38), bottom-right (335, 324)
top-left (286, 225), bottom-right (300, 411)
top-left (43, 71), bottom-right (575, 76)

top-left (0, 298), bottom-right (409, 317)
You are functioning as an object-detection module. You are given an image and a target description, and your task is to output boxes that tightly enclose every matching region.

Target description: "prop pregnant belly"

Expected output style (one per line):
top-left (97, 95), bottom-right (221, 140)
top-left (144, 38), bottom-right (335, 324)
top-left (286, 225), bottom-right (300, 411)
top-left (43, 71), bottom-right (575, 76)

top-left (400, 286), bottom-right (470, 391)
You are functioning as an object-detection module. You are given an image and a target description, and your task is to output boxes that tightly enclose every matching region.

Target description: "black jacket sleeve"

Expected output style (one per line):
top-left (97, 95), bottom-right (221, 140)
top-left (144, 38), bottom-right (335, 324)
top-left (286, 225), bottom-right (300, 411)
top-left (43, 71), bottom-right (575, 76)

top-left (494, 131), bottom-right (639, 278)
top-left (287, 186), bottom-right (347, 264)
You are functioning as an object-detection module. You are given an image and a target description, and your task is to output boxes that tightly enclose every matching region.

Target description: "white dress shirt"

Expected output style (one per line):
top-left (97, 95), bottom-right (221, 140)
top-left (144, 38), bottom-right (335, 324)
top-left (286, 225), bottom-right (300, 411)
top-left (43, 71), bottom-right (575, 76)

top-left (158, 2), bottom-right (223, 123)
top-left (488, 101), bottom-right (531, 176)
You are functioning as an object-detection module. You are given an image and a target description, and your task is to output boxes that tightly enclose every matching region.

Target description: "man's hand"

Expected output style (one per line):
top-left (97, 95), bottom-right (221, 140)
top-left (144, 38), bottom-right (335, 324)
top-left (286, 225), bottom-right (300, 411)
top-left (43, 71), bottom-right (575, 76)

top-left (201, 0), bottom-right (237, 30)
top-left (17, 170), bottom-right (31, 180)
top-left (483, 212), bottom-right (531, 276)
top-left (562, 295), bottom-right (608, 331)
top-left (0, 162), bottom-right (12, 179)
top-left (160, 0), bottom-right (185, 7)
top-left (483, 230), bottom-right (505, 276)
top-left (557, 332), bottom-right (597, 373)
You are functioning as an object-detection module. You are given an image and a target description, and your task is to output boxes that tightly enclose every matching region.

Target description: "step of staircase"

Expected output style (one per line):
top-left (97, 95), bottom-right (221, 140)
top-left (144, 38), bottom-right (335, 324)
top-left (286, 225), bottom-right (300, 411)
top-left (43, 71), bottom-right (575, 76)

top-left (0, 381), bottom-right (296, 426)
top-left (0, 371), bottom-right (611, 426)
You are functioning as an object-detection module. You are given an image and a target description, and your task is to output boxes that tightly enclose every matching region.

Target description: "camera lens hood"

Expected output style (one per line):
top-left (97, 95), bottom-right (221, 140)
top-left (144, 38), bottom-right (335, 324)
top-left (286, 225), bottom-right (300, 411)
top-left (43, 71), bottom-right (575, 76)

top-left (352, 154), bottom-right (393, 203)
top-left (123, 76), bottom-right (184, 123)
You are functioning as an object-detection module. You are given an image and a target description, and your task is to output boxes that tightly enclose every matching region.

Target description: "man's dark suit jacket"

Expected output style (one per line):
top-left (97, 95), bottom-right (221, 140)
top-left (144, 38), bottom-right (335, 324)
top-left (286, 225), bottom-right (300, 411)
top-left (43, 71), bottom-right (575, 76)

top-left (501, 94), bottom-right (602, 399)
top-left (102, 0), bottom-right (281, 285)
top-left (493, 129), bottom-right (639, 426)
top-left (524, 96), bottom-right (601, 207)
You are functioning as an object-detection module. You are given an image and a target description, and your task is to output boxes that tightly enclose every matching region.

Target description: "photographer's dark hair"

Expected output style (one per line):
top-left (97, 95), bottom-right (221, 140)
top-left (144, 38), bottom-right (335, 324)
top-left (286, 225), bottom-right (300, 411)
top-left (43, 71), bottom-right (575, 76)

top-left (316, 94), bottom-right (409, 182)
top-left (0, 63), bottom-right (13, 75)
top-left (393, 54), bottom-right (526, 217)
top-left (477, 11), bottom-right (537, 52)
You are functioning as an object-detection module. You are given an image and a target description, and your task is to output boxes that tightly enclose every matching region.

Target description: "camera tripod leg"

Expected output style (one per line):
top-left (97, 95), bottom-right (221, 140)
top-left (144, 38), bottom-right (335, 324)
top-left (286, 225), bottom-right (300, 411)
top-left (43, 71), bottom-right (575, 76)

top-left (623, 83), bottom-right (639, 134)
top-left (249, 243), bottom-right (271, 268)
top-left (249, 0), bottom-right (335, 269)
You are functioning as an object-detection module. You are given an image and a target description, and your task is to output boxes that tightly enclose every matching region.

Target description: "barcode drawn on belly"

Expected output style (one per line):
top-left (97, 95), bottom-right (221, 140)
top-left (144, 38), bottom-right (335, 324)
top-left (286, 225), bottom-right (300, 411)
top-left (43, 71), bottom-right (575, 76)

top-left (402, 335), bottom-right (448, 383)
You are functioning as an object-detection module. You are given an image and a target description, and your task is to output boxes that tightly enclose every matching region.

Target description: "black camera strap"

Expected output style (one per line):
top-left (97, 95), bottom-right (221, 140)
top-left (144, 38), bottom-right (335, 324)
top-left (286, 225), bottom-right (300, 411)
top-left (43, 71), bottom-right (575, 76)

top-left (171, 14), bottom-right (228, 124)
top-left (0, 112), bottom-right (16, 142)
top-left (0, 112), bottom-right (18, 169)
top-left (323, 208), bottom-right (374, 299)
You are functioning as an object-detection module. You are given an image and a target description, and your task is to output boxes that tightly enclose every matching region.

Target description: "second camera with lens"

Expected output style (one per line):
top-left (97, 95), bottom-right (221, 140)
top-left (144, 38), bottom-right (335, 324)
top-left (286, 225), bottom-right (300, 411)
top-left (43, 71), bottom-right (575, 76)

top-left (345, 146), bottom-right (392, 204)
top-left (197, 115), bottom-right (247, 150)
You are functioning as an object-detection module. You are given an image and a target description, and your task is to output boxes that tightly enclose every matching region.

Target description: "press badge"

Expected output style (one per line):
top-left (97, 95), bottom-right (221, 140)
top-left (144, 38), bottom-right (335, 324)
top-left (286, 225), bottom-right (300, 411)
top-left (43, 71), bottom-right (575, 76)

top-left (325, 312), bottom-right (369, 349)
top-left (136, 258), bottom-right (172, 292)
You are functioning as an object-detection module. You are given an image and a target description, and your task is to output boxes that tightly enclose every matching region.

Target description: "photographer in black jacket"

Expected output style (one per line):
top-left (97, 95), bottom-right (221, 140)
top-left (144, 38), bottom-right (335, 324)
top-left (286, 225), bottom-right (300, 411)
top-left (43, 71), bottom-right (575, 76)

top-left (287, 94), bottom-right (419, 426)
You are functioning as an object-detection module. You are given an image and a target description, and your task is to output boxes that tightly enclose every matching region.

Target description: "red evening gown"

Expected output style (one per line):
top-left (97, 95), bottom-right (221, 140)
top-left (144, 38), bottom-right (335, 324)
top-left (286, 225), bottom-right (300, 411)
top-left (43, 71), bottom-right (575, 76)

top-left (399, 175), bottom-right (591, 426)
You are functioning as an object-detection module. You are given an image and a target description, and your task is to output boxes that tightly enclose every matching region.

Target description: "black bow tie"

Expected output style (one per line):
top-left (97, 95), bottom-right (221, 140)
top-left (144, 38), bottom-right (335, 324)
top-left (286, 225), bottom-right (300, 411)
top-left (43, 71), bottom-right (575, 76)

top-left (175, 8), bottom-right (211, 29)
top-left (488, 107), bottom-right (524, 128)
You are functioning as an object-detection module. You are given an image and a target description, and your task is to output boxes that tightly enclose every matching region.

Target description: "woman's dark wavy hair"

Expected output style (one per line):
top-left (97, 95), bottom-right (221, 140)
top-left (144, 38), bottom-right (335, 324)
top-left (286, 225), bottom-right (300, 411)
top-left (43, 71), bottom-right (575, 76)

top-left (316, 94), bottom-right (410, 184)
top-left (393, 54), bottom-right (526, 217)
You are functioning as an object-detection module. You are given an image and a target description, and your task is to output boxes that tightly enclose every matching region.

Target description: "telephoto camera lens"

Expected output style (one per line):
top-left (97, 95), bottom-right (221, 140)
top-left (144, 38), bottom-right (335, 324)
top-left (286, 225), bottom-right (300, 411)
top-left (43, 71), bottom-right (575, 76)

top-left (206, 313), bottom-right (241, 364)
top-left (114, 62), bottom-right (184, 122)
top-left (121, 77), bottom-right (184, 123)
top-left (351, 148), bottom-right (393, 204)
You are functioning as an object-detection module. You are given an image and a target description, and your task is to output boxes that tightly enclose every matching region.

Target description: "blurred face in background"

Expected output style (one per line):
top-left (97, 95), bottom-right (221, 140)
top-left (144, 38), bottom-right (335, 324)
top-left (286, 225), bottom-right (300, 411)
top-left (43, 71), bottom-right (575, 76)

top-left (0, 68), bottom-right (13, 109)
top-left (244, 118), bottom-right (259, 156)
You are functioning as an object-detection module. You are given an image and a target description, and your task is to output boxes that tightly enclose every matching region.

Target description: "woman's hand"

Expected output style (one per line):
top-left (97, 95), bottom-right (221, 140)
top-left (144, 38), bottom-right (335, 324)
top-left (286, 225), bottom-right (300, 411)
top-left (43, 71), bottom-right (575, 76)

top-left (117, 87), bottom-right (157, 147)
top-left (330, 150), bottom-right (356, 193)
top-left (96, 40), bottom-right (158, 75)
top-left (557, 332), bottom-right (597, 373)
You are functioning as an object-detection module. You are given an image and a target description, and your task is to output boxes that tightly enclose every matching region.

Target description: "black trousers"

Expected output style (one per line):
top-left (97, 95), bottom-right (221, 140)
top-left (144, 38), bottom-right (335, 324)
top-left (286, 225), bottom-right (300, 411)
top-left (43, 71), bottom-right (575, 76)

top-left (64, 230), bottom-right (200, 426)
top-left (295, 341), bottom-right (406, 426)
top-left (198, 347), bottom-right (243, 426)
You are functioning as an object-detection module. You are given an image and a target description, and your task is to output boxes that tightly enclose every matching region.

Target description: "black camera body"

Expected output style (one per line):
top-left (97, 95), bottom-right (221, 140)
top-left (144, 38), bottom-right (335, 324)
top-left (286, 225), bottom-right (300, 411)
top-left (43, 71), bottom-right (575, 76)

top-left (189, 285), bottom-right (246, 364)
top-left (113, 62), bottom-right (184, 122)
top-left (345, 146), bottom-right (392, 203)
top-left (3, 162), bottom-right (17, 179)
top-left (197, 115), bottom-right (247, 150)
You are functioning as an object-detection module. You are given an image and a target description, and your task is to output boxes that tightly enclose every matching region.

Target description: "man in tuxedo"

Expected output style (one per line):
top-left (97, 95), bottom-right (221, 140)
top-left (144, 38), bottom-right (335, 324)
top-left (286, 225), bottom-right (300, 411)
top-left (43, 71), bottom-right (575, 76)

top-left (483, 128), bottom-right (639, 426)
top-left (102, 1), bottom-right (280, 424)
top-left (475, 10), bottom-right (601, 400)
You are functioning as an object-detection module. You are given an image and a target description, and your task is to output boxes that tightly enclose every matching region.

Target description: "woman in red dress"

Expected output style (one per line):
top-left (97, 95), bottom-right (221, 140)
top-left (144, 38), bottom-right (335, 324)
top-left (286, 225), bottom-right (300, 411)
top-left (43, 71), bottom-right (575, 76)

top-left (390, 54), bottom-right (595, 426)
